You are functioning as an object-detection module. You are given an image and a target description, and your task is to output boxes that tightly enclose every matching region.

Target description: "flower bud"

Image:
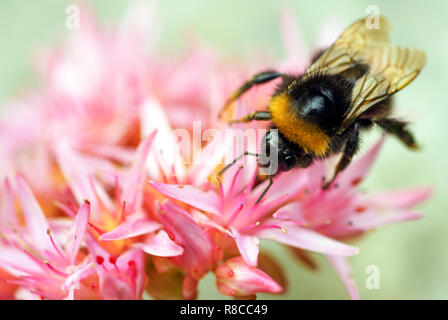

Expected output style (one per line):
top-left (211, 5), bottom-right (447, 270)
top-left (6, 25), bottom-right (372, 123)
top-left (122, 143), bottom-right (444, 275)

top-left (215, 257), bottom-right (282, 299)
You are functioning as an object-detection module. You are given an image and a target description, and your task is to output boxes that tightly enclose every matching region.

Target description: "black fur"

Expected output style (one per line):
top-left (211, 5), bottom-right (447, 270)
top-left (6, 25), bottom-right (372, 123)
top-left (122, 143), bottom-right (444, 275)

top-left (261, 64), bottom-right (396, 179)
top-left (223, 54), bottom-right (418, 187)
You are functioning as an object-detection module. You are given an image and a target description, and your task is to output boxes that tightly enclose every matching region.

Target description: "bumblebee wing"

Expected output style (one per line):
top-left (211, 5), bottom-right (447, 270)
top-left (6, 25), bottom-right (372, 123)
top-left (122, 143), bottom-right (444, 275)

top-left (339, 46), bottom-right (426, 132)
top-left (306, 16), bottom-right (391, 75)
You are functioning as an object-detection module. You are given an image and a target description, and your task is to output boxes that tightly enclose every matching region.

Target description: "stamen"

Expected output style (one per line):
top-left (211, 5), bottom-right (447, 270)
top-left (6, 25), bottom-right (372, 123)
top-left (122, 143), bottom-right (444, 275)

top-left (216, 176), bottom-right (225, 210)
top-left (53, 201), bottom-right (76, 217)
top-left (88, 222), bottom-right (107, 235)
top-left (114, 175), bottom-right (121, 208)
top-left (226, 166), bottom-right (243, 199)
top-left (242, 223), bottom-right (282, 233)
top-left (44, 261), bottom-right (68, 277)
top-left (225, 203), bottom-right (244, 226)
top-left (46, 229), bottom-right (67, 262)
top-left (117, 201), bottom-right (126, 224)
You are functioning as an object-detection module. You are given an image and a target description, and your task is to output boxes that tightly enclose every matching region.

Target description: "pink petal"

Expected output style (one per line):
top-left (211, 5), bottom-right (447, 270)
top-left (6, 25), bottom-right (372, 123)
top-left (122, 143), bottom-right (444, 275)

top-left (188, 130), bottom-right (229, 186)
top-left (121, 131), bottom-right (156, 212)
top-left (67, 201), bottom-right (91, 264)
top-left (259, 169), bottom-right (308, 202)
top-left (83, 144), bottom-right (134, 165)
top-left (133, 230), bottom-right (184, 257)
top-left (150, 181), bottom-right (221, 215)
top-left (182, 275), bottom-right (198, 300)
top-left (116, 249), bottom-right (146, 299)
top-left (243, 192), bottom-right (296, 228)
top-left (16, 175), bottom-right (52, 251)
top-left (327, 255), bottom-right (359, 300)
top-left (335, 137), bottom-right (385, 188)
top-left (54, 142), bottom-right (92, 205)
top-left (0, 247), bottom-right (42, 277)
top-left (140, 98), bottom-right (186, 181)
top-left (100, 274), bottom-right (134, 300)
top-left (64, 288), bottom-right (75, 300)
top-left (221, 149), bottom-right (257, 199)
top-left (0, 178), bottom-right (17, 228)
top-left (271, 202), bottom-right (305, 222)
top-left (55, 142), bottom-right (114, 213)
top-left (91, 245), bottom-right (146, 300)
top-left (350, 209), bottom-right (422, 230)
top-left (14, 287), bottom-right (41, 300)
top-left (215, 257), bottom-right (282, 298)
top-left (86, 236), bottom-right (115, 270)
top-left (157, 201), bottom-right (215, 279)
top-left (255, 220), bottom-right (359, 256)
top-left (64, 262), bottom-right (95, 290)
top-left (362, 187), bottom-right (432, 209)
top-left (99, 217), bottom-right (162, 241)
top-left (230, 227), bottom-right (259, 267)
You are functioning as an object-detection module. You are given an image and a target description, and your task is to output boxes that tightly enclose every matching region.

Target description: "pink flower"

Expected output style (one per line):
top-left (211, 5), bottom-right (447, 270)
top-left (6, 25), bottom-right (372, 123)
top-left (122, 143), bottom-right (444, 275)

top-left (0, 175), bottom-right (150, 300)
top-left (0, 176), bottom-right (97, 299)
top-left (215, 257), bottom-right (282, 299)
top-left (86, 239), bottom-right (146, 300)
top-left (148, 137), bottom-right (430, 299)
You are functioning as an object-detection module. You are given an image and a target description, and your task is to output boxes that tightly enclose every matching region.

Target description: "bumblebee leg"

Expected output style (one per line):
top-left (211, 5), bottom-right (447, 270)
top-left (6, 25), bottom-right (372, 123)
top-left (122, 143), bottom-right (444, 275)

top-left (219, 70), bottom-right (283, 118)
top-left (217, 151), bottom-right (259, 176)
top-left (256, 175), bottom-right (273, 204)
top-left (374, 118), bottom-right (420, 150)
top-left (323, 123), bottom-right (360, 190)
top-left (229, 110), bottom-right (272, 124)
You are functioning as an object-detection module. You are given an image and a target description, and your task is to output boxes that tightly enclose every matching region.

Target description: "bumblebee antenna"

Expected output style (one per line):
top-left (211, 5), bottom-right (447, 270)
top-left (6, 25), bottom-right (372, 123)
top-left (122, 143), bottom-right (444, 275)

top-left (217, 151), bottom-right (274, 204)
top-left (217, 151), bottom-right (259, 176)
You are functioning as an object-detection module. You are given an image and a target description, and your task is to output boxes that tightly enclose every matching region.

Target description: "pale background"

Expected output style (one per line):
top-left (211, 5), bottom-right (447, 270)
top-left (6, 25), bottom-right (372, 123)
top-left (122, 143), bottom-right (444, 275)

top-left (1, 0), bottom-right (447, 299)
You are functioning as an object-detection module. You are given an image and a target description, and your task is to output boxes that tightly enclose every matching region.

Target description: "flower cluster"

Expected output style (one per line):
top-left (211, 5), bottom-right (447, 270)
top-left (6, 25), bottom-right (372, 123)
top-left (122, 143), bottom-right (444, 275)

top-left (0, 4), bottom-right (430, 300)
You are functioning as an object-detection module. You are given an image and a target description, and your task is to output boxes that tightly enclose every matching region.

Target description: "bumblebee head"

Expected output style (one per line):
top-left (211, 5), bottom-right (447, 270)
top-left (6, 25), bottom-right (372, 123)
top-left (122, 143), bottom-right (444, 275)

top-left (259, 129), bottom-right (313, 174)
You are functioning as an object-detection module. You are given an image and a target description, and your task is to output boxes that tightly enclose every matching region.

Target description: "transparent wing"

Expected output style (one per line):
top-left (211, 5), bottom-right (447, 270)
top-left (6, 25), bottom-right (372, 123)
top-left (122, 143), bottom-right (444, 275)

top-left (339, 46), bottom-right (426, 132)
top-left (305, 16), bottom-right (391, 76)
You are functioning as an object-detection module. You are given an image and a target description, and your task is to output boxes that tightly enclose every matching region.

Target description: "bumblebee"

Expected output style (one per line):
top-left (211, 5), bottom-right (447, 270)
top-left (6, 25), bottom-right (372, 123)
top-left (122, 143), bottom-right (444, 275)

top-left (219, 16), bottom-right (425, 199)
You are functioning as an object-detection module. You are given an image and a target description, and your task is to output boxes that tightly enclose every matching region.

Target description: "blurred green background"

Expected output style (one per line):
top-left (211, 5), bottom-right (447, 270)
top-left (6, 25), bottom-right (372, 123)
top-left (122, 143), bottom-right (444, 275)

top-left (1, 0), bottom-right (446, 299)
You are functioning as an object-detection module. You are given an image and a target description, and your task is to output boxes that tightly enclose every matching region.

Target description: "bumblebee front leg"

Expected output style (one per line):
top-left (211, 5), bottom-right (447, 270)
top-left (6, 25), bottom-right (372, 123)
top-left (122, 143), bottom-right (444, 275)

top-left (374, 118), bottom-right (420, 150)
top-left (219, 70), bottom-right (282, 117)
top-left (323, 123), bottom-right (360, 189)
top-left (229, 110), bottom-right (272, 124)
top-left (217, 151), bottom-right (259, 176)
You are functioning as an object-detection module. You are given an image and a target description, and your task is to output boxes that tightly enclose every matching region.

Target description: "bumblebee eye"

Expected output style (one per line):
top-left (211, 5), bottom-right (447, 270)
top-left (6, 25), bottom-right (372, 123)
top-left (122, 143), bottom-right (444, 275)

top-left (278, 154), bottom-right (296, 172)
